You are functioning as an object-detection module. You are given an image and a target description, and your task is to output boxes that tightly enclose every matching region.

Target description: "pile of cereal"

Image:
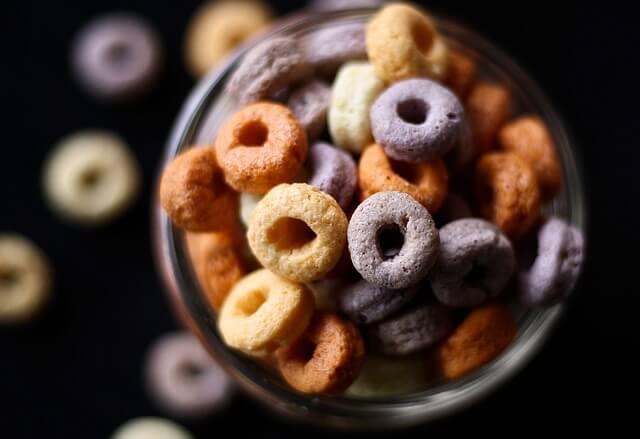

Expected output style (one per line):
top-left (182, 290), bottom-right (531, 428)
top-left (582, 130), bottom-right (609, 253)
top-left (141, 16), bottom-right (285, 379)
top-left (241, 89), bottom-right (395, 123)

top-left (159, 2), bottom-right (584, 396)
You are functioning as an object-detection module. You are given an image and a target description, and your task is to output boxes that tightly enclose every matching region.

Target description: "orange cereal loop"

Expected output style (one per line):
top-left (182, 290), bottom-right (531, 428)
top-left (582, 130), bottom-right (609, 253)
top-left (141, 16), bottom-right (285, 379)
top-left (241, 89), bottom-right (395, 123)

top-left (160, 146), bottom-right (238, 232)
top-left (466, 81), bottom-right (511, 154)
top-left (185, 230), bottom-right (247, 311)
top-left (474, 151), bottom-right (541, 239)
top-left (366, 4), bottom-right (448, 82)
top-left (499, 116), bottom-right (562, 201)
top-left (445, 49), bottom-right (477, 98)
top-left (434, 304), bottom-right (517, 380)
top-left (215, 102), bottom-right (308, 194)
top-left (276, 312), bottom-right (365, 395)
top-left (358, 144), bottom-right (448, 213)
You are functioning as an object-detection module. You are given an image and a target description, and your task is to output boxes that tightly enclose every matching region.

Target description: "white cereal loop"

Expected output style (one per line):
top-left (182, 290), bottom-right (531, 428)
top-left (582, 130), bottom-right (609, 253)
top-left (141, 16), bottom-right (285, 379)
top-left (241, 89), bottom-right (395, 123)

top-left (328, 62), bottom-right (385, 153)
top-left (111, 417), bottom-right (193, 439)
top-left (43, 131), bottom-right (141, 225)
top-left (240, 192), bottom-right (262, 229)
top-left (0, 234), bottom-right (52, 324)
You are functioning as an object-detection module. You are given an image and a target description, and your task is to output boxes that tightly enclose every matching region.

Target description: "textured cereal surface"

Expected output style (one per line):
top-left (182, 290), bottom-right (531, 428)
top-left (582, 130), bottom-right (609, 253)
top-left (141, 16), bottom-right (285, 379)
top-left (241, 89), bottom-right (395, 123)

top-left (308, 142), bottom-right (357, 210)
top-left (287, 81), bottom-right (331, 141)
top-left (302, 22), bottom-right (368, 77)
top-left (466, 81), bottom-right (511, 153)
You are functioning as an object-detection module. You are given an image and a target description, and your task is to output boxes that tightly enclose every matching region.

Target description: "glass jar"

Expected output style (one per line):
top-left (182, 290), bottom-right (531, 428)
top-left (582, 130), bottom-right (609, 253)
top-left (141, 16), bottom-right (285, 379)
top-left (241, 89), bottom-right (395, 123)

top-left (153, 8), bottom-right (586, 429)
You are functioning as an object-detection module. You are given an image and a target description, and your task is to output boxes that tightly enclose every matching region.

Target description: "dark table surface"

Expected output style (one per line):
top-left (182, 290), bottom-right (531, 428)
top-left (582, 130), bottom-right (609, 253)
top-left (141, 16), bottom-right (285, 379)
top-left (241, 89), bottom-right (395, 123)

top-left (1, 1), bottom-right (638, 437)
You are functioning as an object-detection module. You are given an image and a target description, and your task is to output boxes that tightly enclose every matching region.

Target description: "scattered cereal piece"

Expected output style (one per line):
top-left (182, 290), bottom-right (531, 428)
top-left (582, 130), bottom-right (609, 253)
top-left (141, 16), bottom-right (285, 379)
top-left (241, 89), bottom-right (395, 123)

top-left (308, 142), bottom-right (358, 210)
top-left (338, 279), bottom-right (418, 325)
top-left (43, 131), bottom-right (140, 225)
top-left (111, 417), bottom-right (193, 439)
top-left (346, 354), bottom-right (427, 397)
top-left (444, 49), bottom-right (477, 98)
top-left (302, 22), bottom-right (367, 78)
top-left (185, 0), bottom-right (272, 77)
top-left (71, 13), bottom-right (162, 100)
top-left (239, 192), bottom-right (262, 229)
top-left (287, 81), bottom-right (331, 142)
top-left (145, 332), bottom-right (234, 418)
top-left (466, 81), bottom-right (511, 153)
top-left (248, 184), bottom-right (348, 283)
top-left (0, 234), bottom-right (52, 324)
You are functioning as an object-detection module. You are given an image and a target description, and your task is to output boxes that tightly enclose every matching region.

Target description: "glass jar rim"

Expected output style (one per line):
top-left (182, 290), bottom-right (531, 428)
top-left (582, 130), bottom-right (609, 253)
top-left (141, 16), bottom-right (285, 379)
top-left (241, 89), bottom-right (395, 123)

top-left (154, 8), bottom-right (587, 429)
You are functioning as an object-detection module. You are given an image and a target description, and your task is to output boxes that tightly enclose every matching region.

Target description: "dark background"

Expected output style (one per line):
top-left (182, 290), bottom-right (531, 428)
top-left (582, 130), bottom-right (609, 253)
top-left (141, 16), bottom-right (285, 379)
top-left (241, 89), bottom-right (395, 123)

top-left (1, 1), bottom-right (638, 437)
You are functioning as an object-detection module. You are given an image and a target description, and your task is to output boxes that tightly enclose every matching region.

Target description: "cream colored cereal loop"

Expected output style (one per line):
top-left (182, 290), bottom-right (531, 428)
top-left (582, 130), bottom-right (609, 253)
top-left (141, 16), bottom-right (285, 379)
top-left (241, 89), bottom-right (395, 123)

top-left (0, 234), bottom-right (52, 324)
top-left (185, 0), bottom-right (272, 77)
top-left (111, 417), bottom-right (193, 439)
top-left (218, 269), bottom-right (314, 356)
top-left (328, 62), bottom-right (385, 153)
top-left (43, 131), bottom-right (140, 225)
top-left (247, 183), bottom-right (348, 282)
top-left (239, 192), bottom-right (262, 229)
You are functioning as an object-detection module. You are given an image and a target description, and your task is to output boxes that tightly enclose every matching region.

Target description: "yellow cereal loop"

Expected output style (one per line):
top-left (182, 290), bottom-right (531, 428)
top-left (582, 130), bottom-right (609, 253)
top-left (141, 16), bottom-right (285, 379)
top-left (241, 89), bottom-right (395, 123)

top-left (366, 3), bottom-right (449, 83)
top-left (247, 183), bottom-right (348, 282)
top-left (185, 0), bottom-right (272, 77)
top-left (218, 269), bottom-right (314, 356)
top-left (328, 62), bottom-right (385, 153)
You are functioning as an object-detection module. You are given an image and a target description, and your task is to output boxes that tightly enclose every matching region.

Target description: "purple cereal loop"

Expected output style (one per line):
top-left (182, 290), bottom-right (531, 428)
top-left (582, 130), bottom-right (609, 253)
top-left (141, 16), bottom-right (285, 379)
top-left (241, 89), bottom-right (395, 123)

top-left (287, 81), bottom-right (331, 141)
top-left (71, 13), bottom-right (163, 100)
top-left (429, 218), bottom-right (515, 307)
top-left (370, 78), bottom-right (465, 162)
top-left (309, 0), bottom-right (387, 9)
top-left (308, 142), bottom-right (357, 210)
top-left (226, 37), bottom-right (313, 105)
top-left (302, 22), bottom-right (367, 78)
top-left (519, 217), bottom-right (584, 306)
top-left (438, 191), bottom-right (472, 225)
top-left (366, 301), bottom-right (454, 355)
top-left (145, 332), bottom-right (233, 418)
top-left (348, 191), bottom-right (439, 289)
top-left (337, 279), bottom-right (419, 325)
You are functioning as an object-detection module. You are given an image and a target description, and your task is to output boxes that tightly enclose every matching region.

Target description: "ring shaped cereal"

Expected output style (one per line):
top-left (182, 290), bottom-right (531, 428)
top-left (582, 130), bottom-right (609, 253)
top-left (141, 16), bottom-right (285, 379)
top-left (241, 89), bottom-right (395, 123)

top-left (276, 312), bottom-right (365, 394)
top-left (370, 78), bottom-right (464, 162)
top-left (186, 230), bottom-right (246, 311)
top-left (348, 191), bottom-right (439, 289)
top-left (218, 269), bottom-right (314, 356)
top-left (0, 234), bottom-right (52, 324)
top-left (112, 417), bottom-right (193, 439)
top-left (308, 142), bottom-right (358, 210)
top-left (434, 304), bottom-right (517, 379)
top-left (328, 62), bottom-right (385, 154)
top-left (359, 144), bottom-right (448, 213)
top-left (466, 81), bottom-right (511, 154)
top-left (499, 116), bottom-right (562, 201)
top-left (247, 184), bottom-right (348, 283)
top-left (366, 4), bottom-right (449, 83)
top-left (160, 147), bottom-right (238, 232)
top-left (185, 0), bottom-right (272, 77)
top-left (43, 131), bottom-right (140, 225)
top-left (215, 102), bottom-right (308, 194)
top-left (475, 152), bottom-right (541, 239)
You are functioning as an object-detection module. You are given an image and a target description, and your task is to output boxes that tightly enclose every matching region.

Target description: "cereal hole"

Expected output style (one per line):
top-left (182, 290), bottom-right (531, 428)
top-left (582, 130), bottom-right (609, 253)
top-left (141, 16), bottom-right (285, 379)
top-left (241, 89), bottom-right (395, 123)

top-left (267, 218), bottom-right (317, 251)
top-left (105, 42), bottom-right (131, 67)
top-left (79, 167), bottom-right (103, 189)
top-left (377, 224), bottom-right (405, 259)
top-left (411, 23), bottom-right (434, 54)
top-left (390, 159), bottom-right (420, 184)
top-left (238, 289), bottom-right (267, 316)
top-left (396, 98), bottom-right (429, 125)
top-left (0, 268), bottom-right (19, 290)
top-left (180, 362), bottom-right (205, 378)
top-left (238, 120), bottom-right (269, 147)
top-left (294, 337), bottom-right (317, 363)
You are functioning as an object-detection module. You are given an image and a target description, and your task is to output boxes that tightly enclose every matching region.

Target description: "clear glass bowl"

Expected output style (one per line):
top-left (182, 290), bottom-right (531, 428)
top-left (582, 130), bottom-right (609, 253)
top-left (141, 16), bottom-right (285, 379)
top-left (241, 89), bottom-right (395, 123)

top-left (153, 8), bottom-right (586, 429)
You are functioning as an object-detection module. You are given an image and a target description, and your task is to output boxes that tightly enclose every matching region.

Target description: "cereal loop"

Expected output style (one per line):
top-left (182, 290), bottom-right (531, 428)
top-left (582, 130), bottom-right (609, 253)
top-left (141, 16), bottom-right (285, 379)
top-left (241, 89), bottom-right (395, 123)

top-left (186, 229), bottom-right (246, 311)
top-left (475, 152), bottom-right (540, 239)
top-left (160, 147), bottom-right (238, 232)
top-left (185, 0), bottom-right (272, 77)
top-left (366, 4), bottom-right (448, 82)
top-left (435, 304), bottom-right (517, 379)
top-left (247, 184), bottom-right (348, 283)
top-left (328, 62), bottom-right (385, 153)
top-left (499, 116), bottom-right (562, 201)
top-left (0, 234), bottom-right (52, 324)
top-left (444, 49), bottom-right (477, 98)
top-left (218, 269), bottom-right (314, 356)
top-left (215, 102), bottom-right (308, 194)
top-left (359, 144), bottom-right (448, 213)
top-left (466, 81), bottom-right (511, 153)
top-left (276, 312), bottom-right (365, 394)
